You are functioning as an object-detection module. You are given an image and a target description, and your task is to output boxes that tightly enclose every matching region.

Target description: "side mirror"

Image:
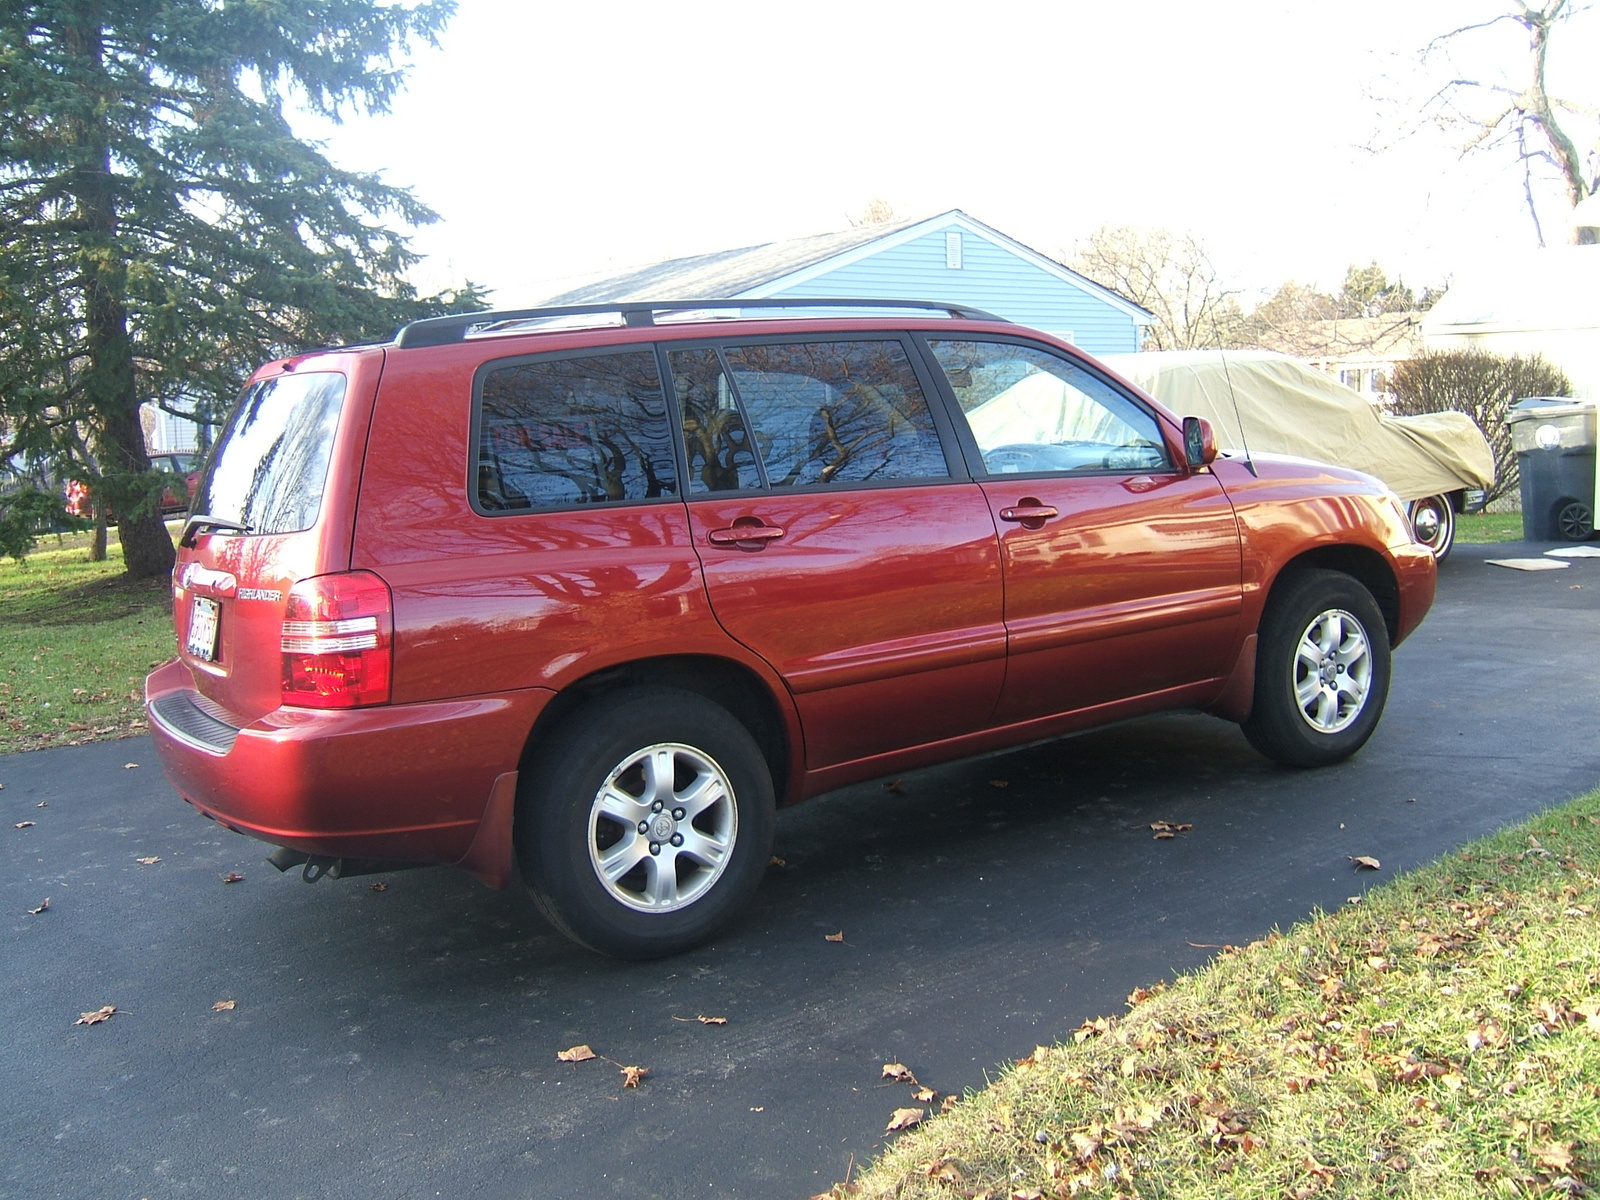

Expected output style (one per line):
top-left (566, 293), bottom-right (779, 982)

top-left (1183, 416), bottom-right (1217, 468)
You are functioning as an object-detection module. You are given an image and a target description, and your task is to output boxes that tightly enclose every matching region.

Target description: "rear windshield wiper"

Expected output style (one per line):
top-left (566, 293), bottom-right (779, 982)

top-left (180, 514), bottom-right (253, 548)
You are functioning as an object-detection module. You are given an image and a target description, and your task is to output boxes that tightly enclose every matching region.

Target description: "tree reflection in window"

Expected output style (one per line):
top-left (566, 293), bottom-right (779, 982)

top-left (477, 351), bottom-right (678, 510)
top-left (669, 348), bottom-right (763, 494)
top-left (721, 341), bottom-right (947, 487)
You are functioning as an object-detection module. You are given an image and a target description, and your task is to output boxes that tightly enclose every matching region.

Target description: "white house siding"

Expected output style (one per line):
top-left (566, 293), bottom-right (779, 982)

top-left (762, 228), bottom-right (1142, 356)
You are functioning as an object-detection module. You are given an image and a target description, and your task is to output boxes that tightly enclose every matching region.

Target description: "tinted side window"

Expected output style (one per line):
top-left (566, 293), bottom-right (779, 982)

top-left (196, 371), bottom-right (346, 535)
top-left (930, 340), bottom-right (1171, 475)
top-left (721, 340), bottom-right (948, 487)
top-left (476, 350), bottom-right (677, 511)
top-left (669, 347), bottom-right (762, 494)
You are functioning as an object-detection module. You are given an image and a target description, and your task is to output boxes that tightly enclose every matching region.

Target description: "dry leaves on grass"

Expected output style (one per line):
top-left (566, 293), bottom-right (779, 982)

top-left (886, 1107), bottom-right (925, 1132)
top-left (74, 1006), bottom-right (117, 1026)
top-left (212, 1000), bottom-right (235, 1012)
top-left (558, 1044), bottom-right (596, 1063)
top-left (1349, 855), bottom-right (1382, 871)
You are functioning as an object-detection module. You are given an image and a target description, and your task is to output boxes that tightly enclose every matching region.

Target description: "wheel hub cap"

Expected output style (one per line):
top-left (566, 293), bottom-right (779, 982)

top-left (588, 742), bottom-right (738, 914)
top-left (1293, 608), bottom-right (1372, 735)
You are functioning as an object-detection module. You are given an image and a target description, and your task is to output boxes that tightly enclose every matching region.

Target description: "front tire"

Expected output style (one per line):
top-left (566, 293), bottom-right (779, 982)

top-left (1406, 495), bottom-right (1455, 562)
top-left (516, 687), bottom-right (775, 959)
top-left (1241, 569), bottom-right (1392, 768)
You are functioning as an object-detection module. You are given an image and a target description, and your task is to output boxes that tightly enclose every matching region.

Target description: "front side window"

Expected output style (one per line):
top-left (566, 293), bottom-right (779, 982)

top-left (195, 371), bottom-right (346, 536)
top-left (476, 350), bottom-right (678, 511)
top-left (717, 340), bottom-right (948, 488)
top-left (930, 340), bottom-right (1171, 475)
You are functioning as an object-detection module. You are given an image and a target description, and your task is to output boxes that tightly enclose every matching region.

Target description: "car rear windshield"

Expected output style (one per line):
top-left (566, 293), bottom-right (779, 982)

top-left (193, 371), bottom-right (346, 536)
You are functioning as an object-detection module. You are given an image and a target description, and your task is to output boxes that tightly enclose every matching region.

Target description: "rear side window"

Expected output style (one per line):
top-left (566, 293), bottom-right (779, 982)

top-left (195, 371), bottom-right (346, 536)
top-left (476, 350), bottom-right (678, 511)
top-left (708, 340), bottom-right (948, 489)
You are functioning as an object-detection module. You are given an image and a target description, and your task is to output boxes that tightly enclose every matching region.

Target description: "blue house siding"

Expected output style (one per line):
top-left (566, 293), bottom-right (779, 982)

top-left (761, 227), bottom-right (1142, 356)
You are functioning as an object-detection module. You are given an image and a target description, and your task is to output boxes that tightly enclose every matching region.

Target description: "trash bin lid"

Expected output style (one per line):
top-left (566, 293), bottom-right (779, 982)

top-left (1508, 396), bottom-right (1595, 423)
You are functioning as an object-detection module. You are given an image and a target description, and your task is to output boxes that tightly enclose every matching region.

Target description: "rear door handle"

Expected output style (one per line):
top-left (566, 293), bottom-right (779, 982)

top-left (998, 505), bottom-right (1059, 523)
top-left (708, 521), bottom-right (786, 547)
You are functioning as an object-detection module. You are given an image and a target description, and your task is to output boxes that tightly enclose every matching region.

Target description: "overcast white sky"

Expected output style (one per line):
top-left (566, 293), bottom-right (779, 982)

top-left (300, 0), bottom-right (1598, 304)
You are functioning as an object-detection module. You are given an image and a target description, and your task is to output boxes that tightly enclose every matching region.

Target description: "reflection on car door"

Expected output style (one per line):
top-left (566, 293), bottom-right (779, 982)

top-left (925, 338), bottom-right (1243, 726)
top-left (670, 338), bottom-right (1006, 769)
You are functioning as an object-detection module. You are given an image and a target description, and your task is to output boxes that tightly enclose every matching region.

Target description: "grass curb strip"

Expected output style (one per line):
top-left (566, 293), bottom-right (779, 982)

top-left (826, 790), bottom-right (1600, 1200)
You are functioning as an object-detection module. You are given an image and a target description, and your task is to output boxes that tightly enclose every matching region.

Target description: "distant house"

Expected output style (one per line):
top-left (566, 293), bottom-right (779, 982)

top-left (534, 210), bottom-right (1153, 356)
top-left (1422, 245), bottom-right (1600, 400)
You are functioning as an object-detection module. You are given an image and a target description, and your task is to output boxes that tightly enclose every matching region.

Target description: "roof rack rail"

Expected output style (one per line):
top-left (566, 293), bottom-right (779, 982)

top-left (393, 297), bottom-right (1007, 349)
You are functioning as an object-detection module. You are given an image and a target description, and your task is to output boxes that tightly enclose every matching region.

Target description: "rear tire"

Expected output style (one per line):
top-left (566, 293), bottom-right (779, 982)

top-left (1406, 495), bottom-right (1455, 562)
top-left (1241, 569), bottom-right (1391, 768)
top-left (516, 687), bottom-right (775, 959)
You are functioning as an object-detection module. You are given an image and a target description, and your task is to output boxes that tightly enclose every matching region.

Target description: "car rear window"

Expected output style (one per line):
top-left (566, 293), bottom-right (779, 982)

top-left (475, 350), bottom-right (678, 511)
top-left (193, 371), bottom-right (346, 536)
top-left (707, 340), bottom-right (948, 489)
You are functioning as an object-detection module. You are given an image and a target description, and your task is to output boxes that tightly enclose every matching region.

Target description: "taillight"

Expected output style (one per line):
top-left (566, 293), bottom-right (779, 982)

top-left (281, 571), bottom-right (393, 708)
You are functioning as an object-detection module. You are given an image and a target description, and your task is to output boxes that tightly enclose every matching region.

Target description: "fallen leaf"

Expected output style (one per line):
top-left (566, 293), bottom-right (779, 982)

top-left (912, 1086), bottom-right (936, 1103)
top-left (14, 820), bottom-right (35, 829)
top-left (74, 1005), bottom-right (117, 1026)
top-left (1349, 855), bottom-right (1381, 871)
top-left (1153, 830), bottom-right (1175, 840)
top-left (886, 1107), bottom-right (925, 1132)
top-left (1150, 821), bottom-right (1193, 834)
top-left (136, 856), bottom-right (160, 865)
top-left (940, 1094), bottom-right (960, 1113)
top-left (123, 762), bottom-right (139, 769)
top-left (989, 779), bottom-right (1010, 789)
top-left (212, 1000), bottom-right (235, 1012)
top-left (882, 779), bottom-right (904, 793)
top-left (619, 1064), bottom-right (648, 1088)
top-left (369, 882), bottom-right (388, 892)
top-left (1535, 1142), bottom-right (1576, 1173)
top-left (1574, 998), bottom-right (1600, 1031)
top-left (824, 931), bottom-right (845, 942)
top-left (697, 1014), bottom-right (727, 1025)
top-left (926, 1158), bottom-right (964, 1184)
top-left (36, 800), bottom-right (46, 807)
top-left (769, 855), bottom-right (787, 867)
top-left (882, 1062), bottom-right (918, 1084)
top-left (27, 898), bottom-right (49, 915)
top-left (557, 1044), bottom-right (596, 1063)
top-left (222, 872), bottom-right (244, 883)
top-left (750, 1106), bottom-right (764, 1112)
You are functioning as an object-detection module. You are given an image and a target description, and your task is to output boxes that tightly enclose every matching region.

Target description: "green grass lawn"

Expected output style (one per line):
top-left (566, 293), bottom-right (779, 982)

top-left (831, 790), bottom-right (1600, 1200)
top-left (0, 537), bottom-right (175, 756)
top-left (1456, 512), bottom-right (1526, 544)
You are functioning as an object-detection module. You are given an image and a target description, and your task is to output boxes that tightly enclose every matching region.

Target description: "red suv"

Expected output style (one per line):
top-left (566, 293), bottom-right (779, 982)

top-left (146, 300), bottom-right (1436, 958)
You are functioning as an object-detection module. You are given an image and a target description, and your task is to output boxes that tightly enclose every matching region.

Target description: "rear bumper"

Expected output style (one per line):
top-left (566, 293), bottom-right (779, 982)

top-left (145, 658), bottom-right (553, 864)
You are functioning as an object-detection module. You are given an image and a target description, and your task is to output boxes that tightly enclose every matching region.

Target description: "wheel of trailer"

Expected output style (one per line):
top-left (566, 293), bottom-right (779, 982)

top-left (1406, 494), bottom-right (1455, 562)
top-left (516, 687), bottom-right (775, 959)
top-left (1556, 499), bottom-right (1594, 542)
top-left (1241, 569), bottom-right (1392, 768)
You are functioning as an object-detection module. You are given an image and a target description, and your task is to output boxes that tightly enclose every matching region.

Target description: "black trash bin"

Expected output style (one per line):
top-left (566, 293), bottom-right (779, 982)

top-left (1507, 397), bottom-right (1597, 541)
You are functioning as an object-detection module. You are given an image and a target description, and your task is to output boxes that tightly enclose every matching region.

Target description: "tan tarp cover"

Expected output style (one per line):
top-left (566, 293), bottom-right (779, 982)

top-left (1100, 351), bottom-right (1496, 501)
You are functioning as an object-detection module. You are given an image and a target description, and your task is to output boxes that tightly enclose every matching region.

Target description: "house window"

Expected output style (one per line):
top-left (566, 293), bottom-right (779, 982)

top-left (945, 231), bottom-right (962, 269)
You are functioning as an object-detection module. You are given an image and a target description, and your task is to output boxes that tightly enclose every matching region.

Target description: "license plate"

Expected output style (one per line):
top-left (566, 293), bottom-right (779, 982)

top-left (187, 596), bottom-right (220, 662)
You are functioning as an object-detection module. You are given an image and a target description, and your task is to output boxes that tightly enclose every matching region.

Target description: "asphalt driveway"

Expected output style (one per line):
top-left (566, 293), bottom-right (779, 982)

top-left (3, 540), bottom-right (1598, 1200)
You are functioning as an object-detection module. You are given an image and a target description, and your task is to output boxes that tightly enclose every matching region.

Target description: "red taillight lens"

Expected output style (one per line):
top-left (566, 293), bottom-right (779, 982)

top-left (281, 571), bottom-right (393, 708)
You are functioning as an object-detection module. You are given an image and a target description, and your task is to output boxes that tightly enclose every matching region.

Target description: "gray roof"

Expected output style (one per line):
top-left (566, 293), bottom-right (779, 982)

top-left (532, 217), bottom-right (926, 305)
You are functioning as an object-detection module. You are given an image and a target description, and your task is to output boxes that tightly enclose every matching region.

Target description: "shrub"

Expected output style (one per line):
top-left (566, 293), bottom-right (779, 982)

top-left (1388, 348), bottom-right (1571, 503)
